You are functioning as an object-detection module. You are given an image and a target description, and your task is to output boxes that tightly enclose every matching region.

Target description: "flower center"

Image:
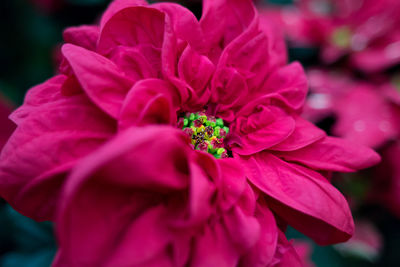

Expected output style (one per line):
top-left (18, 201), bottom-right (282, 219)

top-left (178, 112), bottom-right (230, 159)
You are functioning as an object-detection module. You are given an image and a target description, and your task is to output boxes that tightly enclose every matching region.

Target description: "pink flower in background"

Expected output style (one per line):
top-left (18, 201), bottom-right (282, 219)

top-left (0, 0), bottom-right (380, 265)
top-left (335, 220), bottom-right (383, 262)
top-left (304, 69), bottom-right (400, 149)
top-left (265, 0), bottom-right (400, 72)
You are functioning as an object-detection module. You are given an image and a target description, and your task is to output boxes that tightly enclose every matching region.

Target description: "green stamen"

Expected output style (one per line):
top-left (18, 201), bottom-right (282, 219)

top-left (180, 112), bottom-right (230, 158)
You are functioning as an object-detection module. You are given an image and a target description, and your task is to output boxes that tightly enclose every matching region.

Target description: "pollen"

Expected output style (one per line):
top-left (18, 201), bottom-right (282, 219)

top-left (180, 112), bottom-right (230, 158)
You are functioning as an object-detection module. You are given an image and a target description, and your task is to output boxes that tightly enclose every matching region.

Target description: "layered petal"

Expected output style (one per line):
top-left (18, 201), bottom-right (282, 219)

top-left (238, 152), bottom-right (355, 245)
top-left (231, 105), bottom-right (295, 155)
top-left (62, 44), bottom-right (134, 118)
top-left (118, 79), bottom-right (179, 129)
top-left (275, 136), bottom-right (381, 172)
top-left (0, 82), bottom-right (115, 220)
top-left (56, 126), bottom-right (190, 266)
top-left (63, 25), bottom-right (99, 51)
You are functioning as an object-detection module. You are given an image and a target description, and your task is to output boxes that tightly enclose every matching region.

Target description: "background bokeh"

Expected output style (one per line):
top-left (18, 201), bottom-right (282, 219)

top-left (0, 0), bottom-right (399, 266)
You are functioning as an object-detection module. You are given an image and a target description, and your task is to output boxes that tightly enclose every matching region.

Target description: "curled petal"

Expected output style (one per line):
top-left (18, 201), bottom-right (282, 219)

top-left (98, 6), bottom-right (165, 56)
top-left (100, 0), bottom-right (148, 31)
top-left (238, 152), bottom-right (355, 245)
top-left (231, 106), bottom-right (295, 155)
top-left (261, 62), bottom-right (308, 112)
top-left (62, 44), bottom-right (134, 118)
top-left (275, 136), bottom-right (381, 172)
top-left (241, 202), bottom-right (278, 267)
top-left (63, 25), bottom-right (99, 51)
top-left (178, 46), bottom-right (215, 100)
top-left (270, 116), bottom-right (326, 151)
top-left (118, 79), bottom-right (179, 129)
top-left (200, 0), bottom-right (256, 60)
top-left (0, 94), bottom-right (114, 220)
top-left (57, 126), bottom-right (191, 265)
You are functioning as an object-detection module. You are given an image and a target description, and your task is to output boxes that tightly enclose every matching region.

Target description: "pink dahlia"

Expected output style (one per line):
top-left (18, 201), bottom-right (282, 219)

top-left (0, 0), bottom-right (380, 266)
top-left (265, 0), bottom-right (400, 72)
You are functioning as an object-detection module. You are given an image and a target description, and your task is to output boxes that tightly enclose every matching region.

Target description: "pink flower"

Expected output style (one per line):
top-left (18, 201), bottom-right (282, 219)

top-left (335, 220), bottom-right (382, 262)
top-left (265, 0), bottom-right (400, 72)
top-left (0, 0), bottom-right (380, 265)
top-left (304, 69), bottom-right (400, 149)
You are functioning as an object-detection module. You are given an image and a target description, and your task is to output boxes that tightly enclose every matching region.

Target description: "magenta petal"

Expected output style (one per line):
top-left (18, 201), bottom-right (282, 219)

top-left (98, 6), bottom-right (165, 56)
top-left (63, 25), bottom-right (99, 51)
top-left (275, 136), bottom-right (381, 172)
top-left (238, 152), bottom-right (355, 245)
top-left (63, 126), bottom-right (190, 192)
top-left (152, 3), bottom-right (205, 51)
top-left (273, 230), bottom-right (303, 267)
top-left (119, 79), bottom-right (179, 129)
top-left (262, 62), bottom-right (308, 112)
top-left (200, 0), bottom-right (255, 59)
top-left (218, 159), bottom-right (246, 211)
top-left (10, 75), bottom-right (66, 125)
top-left (181, 151), bottom-right (217, 226)
top-left (0, 95), bottom-right (114, 220)
top-left (271, 116), bottom-right (326, 151)
top-left (57, 126), bottom-right (190, 265)
top-left (241, 203), bottom-right (278, 267)
top-left (103, 205), bottom-right (172, 266)
top-left (211, 67), bottom-right (248, 109)
top-left (191, 220), bottom-right (240, 267)
top-left (62, 44), bottom-right (133, 118)
top-left (178, 45), bottom-right (215, 97)
top-left (107, 45), bottom-right (160, 82)
top-left (231, 106), bottom-right (295, 155)
top-left (100, 0), bottom-right (148, 31)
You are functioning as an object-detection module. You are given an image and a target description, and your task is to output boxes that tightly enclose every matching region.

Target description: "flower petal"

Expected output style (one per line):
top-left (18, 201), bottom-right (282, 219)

top-left (218, 159), bottom-right (247, 211)
top-left (57, 126), bottom-right (191, 265)
top-left (231, 106), bottom-right (295, 155)
top-left (261, 62), bottom-right (308, 112)
top-left (275, 136), bottom-right (381, 172)
top-left (98, 6), bottom-right (165, 56)
top-left (0, 94), bottom-right (114, 220)
top-left (100, 0), bottom-right (148, 31)
top-left (62, 44), bottom-right (134, 118)
top-left (238, 152), bottom-right (355, 245)
top-left (241, 202), bottom-right (278, 267)
top-left (63, 25), bottom-right (99, 51)
top-left (200, 0), bottom-right (256, 60)
top-left (118, 79), bottom-right (179, 129)
top-left (270, 116), bottom-right (326, 151)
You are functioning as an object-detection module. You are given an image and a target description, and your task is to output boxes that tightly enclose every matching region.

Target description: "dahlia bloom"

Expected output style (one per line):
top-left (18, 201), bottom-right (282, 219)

top-left (0, 0), bottom-right (380, 266)
top-left (265, 0), bottom-right (400, 72)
